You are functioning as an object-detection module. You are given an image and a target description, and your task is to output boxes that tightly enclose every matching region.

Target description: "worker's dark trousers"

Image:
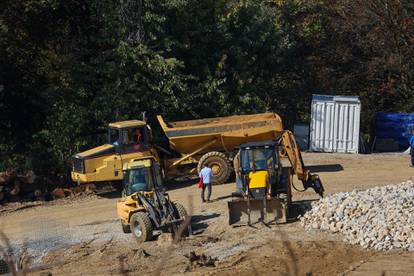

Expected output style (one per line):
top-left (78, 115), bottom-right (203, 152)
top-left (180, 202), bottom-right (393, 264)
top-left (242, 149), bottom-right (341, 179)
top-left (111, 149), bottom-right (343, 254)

top-left (202, 183), bottom-right (212, 201)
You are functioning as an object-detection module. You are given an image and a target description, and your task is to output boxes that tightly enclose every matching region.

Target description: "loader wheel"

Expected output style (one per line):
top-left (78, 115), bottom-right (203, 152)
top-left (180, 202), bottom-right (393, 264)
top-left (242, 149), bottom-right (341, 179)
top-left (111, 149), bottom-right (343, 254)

top-left (130, 212), bottom-right (153, 243)
top-left (197, 151), bottom-right (231, 184)
top-left (121, 220), bottom-right (131, 233)
top-left (173, 202), bottom-right (190, 237)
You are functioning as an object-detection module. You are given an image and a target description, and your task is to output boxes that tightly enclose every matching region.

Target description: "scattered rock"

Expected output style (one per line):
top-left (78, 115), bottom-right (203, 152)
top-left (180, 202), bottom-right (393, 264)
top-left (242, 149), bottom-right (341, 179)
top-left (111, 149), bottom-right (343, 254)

top-left (300, 180), bottom-right (414, 251)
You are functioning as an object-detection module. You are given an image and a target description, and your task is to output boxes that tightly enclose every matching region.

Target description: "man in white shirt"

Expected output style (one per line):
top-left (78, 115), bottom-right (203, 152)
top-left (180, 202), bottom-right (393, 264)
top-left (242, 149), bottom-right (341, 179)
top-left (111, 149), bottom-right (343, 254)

top-left (199, 164), bottom-right (213, 202)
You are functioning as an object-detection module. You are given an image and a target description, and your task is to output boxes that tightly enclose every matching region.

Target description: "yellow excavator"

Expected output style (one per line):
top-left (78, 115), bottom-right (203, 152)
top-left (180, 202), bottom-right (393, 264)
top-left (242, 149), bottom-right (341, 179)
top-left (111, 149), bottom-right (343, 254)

top-left (228, 131), bottom-right (324, 226)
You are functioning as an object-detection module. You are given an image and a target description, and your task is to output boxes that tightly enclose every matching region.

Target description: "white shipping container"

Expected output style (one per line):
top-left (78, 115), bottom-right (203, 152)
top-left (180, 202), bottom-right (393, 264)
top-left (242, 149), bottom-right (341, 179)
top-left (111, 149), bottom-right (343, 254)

top-left (310, 94), bottom-right (361, 153)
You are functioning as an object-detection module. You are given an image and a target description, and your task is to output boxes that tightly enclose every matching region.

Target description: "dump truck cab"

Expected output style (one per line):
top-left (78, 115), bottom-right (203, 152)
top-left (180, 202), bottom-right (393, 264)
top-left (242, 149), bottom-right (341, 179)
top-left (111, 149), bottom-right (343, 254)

top-left (71, 120), bottom-right (158, 185)
top-left (117, 157), bottom-right (190, 242)
top-left (108, 120), bottom-right (152, 153)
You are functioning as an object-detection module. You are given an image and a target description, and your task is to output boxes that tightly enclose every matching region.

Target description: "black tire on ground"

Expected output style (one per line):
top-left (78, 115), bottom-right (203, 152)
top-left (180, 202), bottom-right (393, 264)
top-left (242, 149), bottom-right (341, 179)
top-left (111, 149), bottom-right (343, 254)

top-left (173, 202), bottom-right (190, 237)
top-left (197, 151), bottom-right (232, 184)
top-left (130, 212), bottom-right (153, 243)
top-left (121, 220), bottom-right (131, 233)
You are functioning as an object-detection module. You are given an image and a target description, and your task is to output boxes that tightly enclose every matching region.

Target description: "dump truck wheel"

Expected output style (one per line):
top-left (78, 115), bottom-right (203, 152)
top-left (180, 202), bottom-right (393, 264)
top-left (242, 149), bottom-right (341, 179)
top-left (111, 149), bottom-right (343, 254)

top-left (121, 220), bottom-right (131, 233)
top-left (197, 151), bottom-right (231, 184)
top-left (130, 212), bottom-right (153, 243)
top-left (173, 202), bottom-right (190, 237)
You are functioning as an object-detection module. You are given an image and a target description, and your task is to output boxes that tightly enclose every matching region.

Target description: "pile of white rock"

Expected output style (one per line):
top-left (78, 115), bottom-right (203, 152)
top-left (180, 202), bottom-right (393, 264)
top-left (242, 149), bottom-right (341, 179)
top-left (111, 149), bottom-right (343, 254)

top-left (300, 180), bottom-right (414, 251)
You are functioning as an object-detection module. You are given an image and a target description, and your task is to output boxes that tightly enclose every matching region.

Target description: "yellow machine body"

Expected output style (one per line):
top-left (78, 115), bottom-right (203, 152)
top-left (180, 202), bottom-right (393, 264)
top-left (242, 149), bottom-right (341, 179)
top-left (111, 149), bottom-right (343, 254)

top-left (71, 149), bottom-right (158, 183)
top-left (117, 191), bottom-right (153, 225)
top-left (157, 112), bottom-right (284, 183)
top-left (248, 171), bottom-right (268, 189)
top-left (117, 158), bottom-right (156, 225)
top-left (71, 119), bottom-right (159, 184)
top-left (116, 157), bottom-right (190, 243)
top-left (228, 141), bottom-right (291, 226)
top-left (157, 113), bottom-right (283, 155)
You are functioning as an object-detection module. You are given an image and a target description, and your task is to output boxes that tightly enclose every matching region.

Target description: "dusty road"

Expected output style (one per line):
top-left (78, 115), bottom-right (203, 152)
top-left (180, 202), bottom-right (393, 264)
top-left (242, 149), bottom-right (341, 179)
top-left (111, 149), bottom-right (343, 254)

top-left (0, 153), bottom-right (413, 275)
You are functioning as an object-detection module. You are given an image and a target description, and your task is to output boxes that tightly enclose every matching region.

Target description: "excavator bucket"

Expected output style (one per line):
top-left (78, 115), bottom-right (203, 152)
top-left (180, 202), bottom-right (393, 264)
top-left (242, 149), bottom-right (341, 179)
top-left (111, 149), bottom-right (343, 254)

top-left (228, 198), bottom-right (288, 226)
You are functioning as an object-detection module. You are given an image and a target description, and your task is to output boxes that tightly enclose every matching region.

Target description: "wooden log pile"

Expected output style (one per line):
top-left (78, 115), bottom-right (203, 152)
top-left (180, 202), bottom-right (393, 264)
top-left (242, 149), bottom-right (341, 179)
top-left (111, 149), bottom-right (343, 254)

top-left (0, 169), bottom-right (48, 204)
top-left (0, 169), bottom-right (98, 205)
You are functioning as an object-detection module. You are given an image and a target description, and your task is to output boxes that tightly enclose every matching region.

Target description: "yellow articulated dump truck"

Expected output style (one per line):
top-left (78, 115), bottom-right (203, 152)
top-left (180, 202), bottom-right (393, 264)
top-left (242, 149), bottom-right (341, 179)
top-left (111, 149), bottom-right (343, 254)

top-left (71, 119), bottom-right (159, 187)
top-left (157, 112), bottom-right (284, 184)
top-left (71, 112), bottom-right (319, 189)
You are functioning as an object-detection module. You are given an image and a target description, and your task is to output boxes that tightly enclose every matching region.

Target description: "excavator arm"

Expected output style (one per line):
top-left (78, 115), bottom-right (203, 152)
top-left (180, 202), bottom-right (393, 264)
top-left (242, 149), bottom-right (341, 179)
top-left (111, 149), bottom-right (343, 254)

top-left (280, 131), bottom-right (325, 197)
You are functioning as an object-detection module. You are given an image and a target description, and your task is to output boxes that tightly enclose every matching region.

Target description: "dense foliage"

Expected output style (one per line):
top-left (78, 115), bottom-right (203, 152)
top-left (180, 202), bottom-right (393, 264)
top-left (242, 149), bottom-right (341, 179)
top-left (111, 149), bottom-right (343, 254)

top-left (1, 0), bottom-right (413, 179)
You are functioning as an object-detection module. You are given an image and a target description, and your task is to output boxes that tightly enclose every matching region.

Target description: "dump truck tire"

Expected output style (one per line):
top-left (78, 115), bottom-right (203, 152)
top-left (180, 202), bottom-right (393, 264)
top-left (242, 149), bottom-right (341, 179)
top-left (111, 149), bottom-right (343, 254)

top-left (130, 212), bottom-right (153, 243)
top-left (173, 202), bottom-right (190, 237)
top-left (197, 151), bottom-right (231, 184)
top-left (121, 220), bottom-right (131, 233)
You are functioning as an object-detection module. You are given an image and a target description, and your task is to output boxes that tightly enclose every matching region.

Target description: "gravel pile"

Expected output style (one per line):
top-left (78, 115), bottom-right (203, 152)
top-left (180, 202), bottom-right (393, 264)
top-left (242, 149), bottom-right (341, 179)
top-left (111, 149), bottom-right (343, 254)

top-left (300, 180), bottom-right (414, 251)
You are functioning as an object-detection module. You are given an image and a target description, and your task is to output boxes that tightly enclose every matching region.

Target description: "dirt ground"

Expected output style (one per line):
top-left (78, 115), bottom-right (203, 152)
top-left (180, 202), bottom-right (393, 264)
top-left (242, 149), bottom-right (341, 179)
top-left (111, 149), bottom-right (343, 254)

top-left (0, 153), bottom-right (413, 275)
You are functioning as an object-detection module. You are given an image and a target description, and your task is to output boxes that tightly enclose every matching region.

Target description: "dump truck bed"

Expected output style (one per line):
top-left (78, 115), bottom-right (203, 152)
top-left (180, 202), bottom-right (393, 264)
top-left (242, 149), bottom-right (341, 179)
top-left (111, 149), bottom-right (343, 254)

top-left (157, 113), bottom-right (284, 155)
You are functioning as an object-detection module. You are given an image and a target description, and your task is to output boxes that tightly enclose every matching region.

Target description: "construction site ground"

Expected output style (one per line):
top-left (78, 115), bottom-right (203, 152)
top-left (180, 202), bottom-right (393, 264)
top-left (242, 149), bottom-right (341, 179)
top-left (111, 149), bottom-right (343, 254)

top-left (1, 153), bottom-right (413, 276)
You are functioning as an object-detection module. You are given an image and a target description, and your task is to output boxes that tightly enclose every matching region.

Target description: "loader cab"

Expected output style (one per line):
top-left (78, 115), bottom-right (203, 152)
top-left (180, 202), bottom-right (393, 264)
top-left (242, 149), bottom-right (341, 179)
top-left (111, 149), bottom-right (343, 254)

top-left (239, 141), bottom-right (282, 198)
top-left (240, 141), bottom-right (281, 174)
top-left (123, 158), bottom-right (164, 196)
top-left (108, 120), bottom-right (152, 153)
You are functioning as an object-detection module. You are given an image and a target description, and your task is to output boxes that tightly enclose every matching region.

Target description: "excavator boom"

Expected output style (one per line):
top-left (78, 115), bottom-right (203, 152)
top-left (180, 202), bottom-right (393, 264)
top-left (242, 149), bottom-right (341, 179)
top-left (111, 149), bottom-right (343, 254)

top-left (280, 131), bottom-right (325, 197)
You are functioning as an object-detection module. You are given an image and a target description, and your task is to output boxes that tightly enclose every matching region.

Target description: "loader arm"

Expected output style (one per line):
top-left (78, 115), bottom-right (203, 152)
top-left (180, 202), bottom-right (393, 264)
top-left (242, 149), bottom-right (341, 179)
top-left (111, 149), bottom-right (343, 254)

top-left (280, 131), bottom-right (324, 197)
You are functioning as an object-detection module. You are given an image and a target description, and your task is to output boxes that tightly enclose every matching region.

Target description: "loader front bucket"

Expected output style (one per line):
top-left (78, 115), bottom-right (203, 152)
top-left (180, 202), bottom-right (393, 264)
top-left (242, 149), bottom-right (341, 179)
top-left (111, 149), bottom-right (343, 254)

top-left (228, 198), bottom-right (288, 226)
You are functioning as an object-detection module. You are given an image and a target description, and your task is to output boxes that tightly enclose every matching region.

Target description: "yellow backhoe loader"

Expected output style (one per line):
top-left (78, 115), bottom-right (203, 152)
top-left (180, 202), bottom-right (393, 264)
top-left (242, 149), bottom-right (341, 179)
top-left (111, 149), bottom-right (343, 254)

top-left (228, 131), bottom-right (324, 226)
top-left (116, 157), bottom-right (190, 242)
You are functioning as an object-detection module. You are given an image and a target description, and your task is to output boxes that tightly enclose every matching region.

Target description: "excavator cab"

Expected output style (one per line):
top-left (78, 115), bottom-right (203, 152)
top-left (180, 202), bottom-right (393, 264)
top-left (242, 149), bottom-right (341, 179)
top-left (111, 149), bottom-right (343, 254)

top-left (228, 141), bottom-right (291, 226)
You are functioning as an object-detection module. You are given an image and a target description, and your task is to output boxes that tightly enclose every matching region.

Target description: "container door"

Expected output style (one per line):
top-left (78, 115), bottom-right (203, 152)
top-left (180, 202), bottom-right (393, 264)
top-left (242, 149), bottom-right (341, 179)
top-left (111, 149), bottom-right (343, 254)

top-left (310, 100), bottom-right (335, 152)
top-left (310, 100), bottom-right (323, 151)
top-left (334, 102), bottom-right (360, 153)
